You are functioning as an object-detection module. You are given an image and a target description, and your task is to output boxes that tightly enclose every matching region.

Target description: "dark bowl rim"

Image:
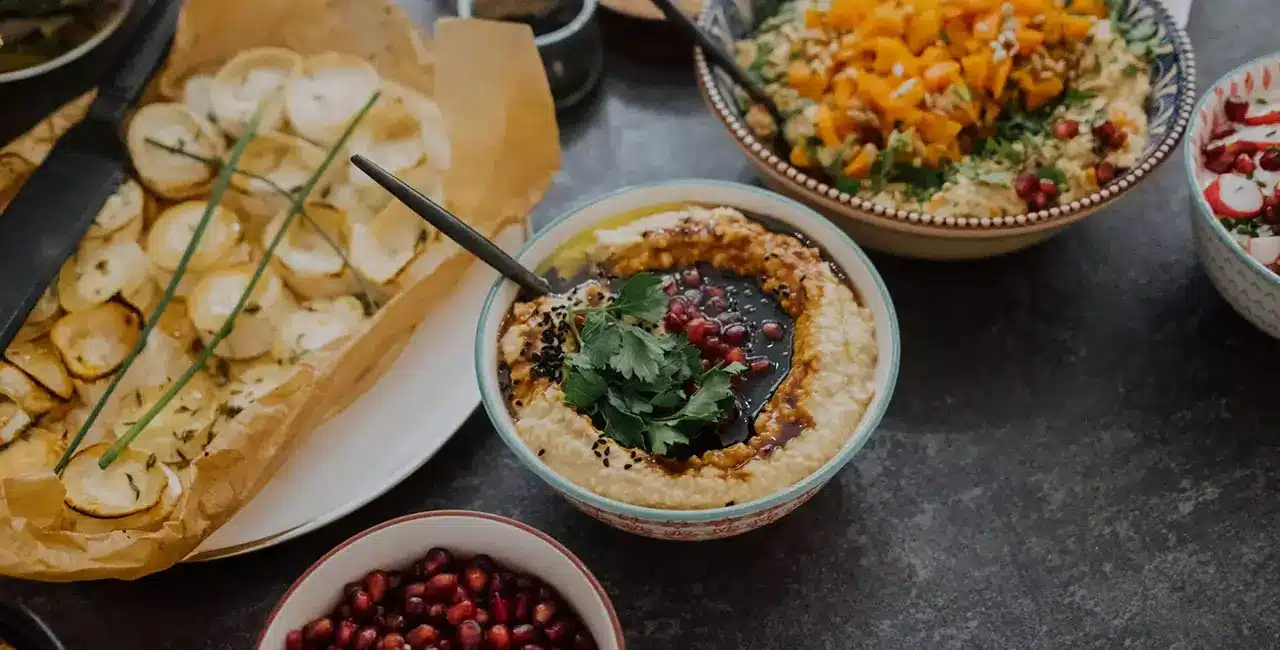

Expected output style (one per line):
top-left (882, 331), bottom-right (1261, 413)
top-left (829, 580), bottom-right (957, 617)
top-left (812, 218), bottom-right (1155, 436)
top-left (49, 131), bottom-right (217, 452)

top-left (253, 510), bottom-right (627, 650)
top-left (0, 600), bottom-right (65, 650)
top-left (694, 0), bottom-right (1198, 235)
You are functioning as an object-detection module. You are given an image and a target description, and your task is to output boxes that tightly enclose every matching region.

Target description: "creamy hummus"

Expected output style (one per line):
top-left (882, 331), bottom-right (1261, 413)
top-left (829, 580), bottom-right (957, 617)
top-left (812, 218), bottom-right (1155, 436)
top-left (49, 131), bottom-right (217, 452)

top-left (498, 206), bottom-right (877, 510)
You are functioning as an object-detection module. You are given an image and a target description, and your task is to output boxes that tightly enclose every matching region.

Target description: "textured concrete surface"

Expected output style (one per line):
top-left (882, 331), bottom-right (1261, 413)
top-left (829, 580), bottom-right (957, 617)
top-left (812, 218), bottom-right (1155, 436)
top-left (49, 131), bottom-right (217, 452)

top-left (2, 1), bottom-right (1278, 648)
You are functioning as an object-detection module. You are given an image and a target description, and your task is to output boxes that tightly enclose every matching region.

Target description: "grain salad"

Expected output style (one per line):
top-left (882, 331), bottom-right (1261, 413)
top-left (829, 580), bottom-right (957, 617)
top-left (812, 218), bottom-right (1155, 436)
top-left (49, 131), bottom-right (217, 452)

top-left (736, 0), bottom-right (1153, 217)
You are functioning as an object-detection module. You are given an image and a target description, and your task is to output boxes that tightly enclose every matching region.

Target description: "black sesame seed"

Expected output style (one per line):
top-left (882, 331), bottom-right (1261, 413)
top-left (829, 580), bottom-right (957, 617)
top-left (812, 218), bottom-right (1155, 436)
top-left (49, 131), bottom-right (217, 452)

top-left (603, 458), bottom-right (610, 468)
top-left (624, 464), bottom-right (633, 470)
top-left (725, 500), bottom-right (736, 507)
top-left (593, 451), bottom-right (601, 458)
top-left (604, 447), bottom-right (611, 456)
top-left (538, 449), bottom-right (546, 456)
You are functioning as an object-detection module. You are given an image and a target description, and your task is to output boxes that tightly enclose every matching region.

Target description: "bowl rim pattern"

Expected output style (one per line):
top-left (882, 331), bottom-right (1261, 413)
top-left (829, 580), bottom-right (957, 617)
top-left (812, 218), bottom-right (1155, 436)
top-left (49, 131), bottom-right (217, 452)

top-left (694, 0), bottom-right (1198, 234)
top-left (253, 510), bottom-right (627, 649)
top-left (1183, 51), bottom-right (1280, 287)
top-left (474, 179), bottom-right (901, 524)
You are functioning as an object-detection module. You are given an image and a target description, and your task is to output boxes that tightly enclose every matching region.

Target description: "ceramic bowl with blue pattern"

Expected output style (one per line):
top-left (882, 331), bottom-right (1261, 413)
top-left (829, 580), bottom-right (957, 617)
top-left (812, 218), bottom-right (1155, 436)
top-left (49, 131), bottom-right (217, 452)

top-left (695, 0), bottom-right (1197, 260)
top-left (1185, 53), bottom-right (1280, 339)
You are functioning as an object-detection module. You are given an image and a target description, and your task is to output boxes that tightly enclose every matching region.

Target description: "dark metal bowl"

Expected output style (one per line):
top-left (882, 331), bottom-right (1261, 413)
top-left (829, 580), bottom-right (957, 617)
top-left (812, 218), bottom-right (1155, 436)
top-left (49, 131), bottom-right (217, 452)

top-left (0, 600), bottom-right (65, 650)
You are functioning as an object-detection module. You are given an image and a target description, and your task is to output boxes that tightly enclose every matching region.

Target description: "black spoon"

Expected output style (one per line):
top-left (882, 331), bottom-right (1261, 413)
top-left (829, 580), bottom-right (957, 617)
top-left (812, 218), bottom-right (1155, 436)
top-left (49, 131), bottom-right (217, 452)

top-left (349, 155), bottom-right (552, 297)
top-left (647, 0), bottom-right (790, 153)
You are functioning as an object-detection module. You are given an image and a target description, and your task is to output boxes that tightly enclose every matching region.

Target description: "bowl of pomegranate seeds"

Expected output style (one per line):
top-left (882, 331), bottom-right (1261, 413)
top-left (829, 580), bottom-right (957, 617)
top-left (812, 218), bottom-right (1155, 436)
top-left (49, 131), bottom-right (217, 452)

top-left (1186, 54), bottom-right (1280, 339)
top-left (256, 511), bottom-right (624, 650)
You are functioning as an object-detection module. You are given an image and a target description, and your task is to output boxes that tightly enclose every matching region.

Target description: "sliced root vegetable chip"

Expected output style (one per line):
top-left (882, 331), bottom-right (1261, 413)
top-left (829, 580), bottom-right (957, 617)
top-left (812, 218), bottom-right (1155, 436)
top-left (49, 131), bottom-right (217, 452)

top-left (4, 337), bottom-right (73, 400)
top-left (286, 52), bottom-right (382, 146)
top-left (61, 443), bottom-right (176, 519)
top-left (349, 185), bottom-right (433, 285)
top-left (71, 241), bottom-right (149, 307)
top-left (265, 201), bottom-right (356, 298)
top-left (1248, 235), bottom-right (1280, 265)
top-left (188, 266), bottom-right (294, 360)
top-left (50, 302), bottom-right (143, 380)
top-left (182, 73), bottom-right (216, 121)
top-left (274, 295), bottom-right (366, 361)
top-left (147, 201), bottom-right (243, 273)
top-left (209, 47), bottom-right (301, 138)
top-left (27, 285), bottom-right (59, 324)
top-left (0, 362), bottom-right (61, 415)
top-left (1205, 174), bottom-right (1263, 219)
top-left (86, 178), bottom-right (146, 239)
top-left (126, 103), bottom-right (226, 200)
top-left (346, 81), bottom-right (450, 201)
top-left (1243, 100), bottom-right (1280, 126)
top-left (0, 401), bottom-right (32, 447)
top-left (1219, 125), bottom-right (1280, 150)
top-left (0, 427), bottom-right (61, 478)
top-left (228, 131), bottom-right (329, 220)
top-left (117, 373), bottom-right (218, 465)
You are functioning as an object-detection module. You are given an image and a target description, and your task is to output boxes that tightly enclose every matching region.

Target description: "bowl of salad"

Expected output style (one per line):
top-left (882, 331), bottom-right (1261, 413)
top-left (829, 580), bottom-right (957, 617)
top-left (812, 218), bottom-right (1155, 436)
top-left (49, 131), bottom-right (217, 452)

top-left (0, 0), bottom-right (132, 83)
top-left (1186, 53), bottom-right (1280, 339)
top-left (695, 0), bottom-right (1196, 259)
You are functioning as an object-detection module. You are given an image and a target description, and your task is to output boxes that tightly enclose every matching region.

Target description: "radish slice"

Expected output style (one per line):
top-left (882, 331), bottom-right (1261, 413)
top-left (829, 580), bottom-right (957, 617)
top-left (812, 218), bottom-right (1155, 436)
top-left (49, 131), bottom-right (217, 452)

top-left (1243, 96), bottom-right (1280, 126)
top-left (1218, 125), bottom-right (1280, 149)
top-left (1248, 236), bottom-right (1280, 265)
top-left (1205, 175), bottom-right (1263, 218)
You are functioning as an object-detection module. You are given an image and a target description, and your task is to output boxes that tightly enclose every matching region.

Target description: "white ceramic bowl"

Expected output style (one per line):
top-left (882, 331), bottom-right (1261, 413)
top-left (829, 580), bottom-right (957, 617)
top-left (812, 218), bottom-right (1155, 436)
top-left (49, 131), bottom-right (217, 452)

top-left (476, 180), bottom-right (900, 540)
top-left (1185, 53), bottom-right (1280, 339)
top-left (256, 511), bottom-right (625, 649)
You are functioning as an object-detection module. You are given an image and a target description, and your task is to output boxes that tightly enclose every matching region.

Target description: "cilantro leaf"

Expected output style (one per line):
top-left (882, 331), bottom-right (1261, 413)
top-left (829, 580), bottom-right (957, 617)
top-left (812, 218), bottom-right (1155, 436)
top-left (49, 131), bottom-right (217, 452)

top-left (601, 402), bottom-right (645, 448)
top-left (666, 366), bottom-right (740, 422)
top-left (561, 364), bottom-right (606, 409)
top-left (646, 422), bottom-right (690, 455)
top-left (609, 323), bottom-right (666, 382)
top-left (1062, 89), bottom-right (1096, 106)
top-left (649, 389), bottom-right (686, 408)
top-left (607, 273), bottom-right (667, 323)
top-left (579, 311), bottom-right (620, 368)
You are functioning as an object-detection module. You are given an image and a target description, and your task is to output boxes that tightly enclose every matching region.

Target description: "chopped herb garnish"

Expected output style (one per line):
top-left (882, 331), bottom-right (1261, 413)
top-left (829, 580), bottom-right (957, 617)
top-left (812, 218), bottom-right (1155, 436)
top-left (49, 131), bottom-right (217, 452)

top-left (125, 473), bottom-right (140, 501)
top-left (560, 273), bottom-right (746, 454)
top-left (145, 454), bottom-right (158, 470)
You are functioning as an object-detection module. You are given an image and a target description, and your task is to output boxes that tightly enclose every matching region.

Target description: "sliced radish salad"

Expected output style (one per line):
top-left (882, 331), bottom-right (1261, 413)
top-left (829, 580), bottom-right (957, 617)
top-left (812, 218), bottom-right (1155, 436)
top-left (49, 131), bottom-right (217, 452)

top-left (1200, 94), bottom-right (1280, 274)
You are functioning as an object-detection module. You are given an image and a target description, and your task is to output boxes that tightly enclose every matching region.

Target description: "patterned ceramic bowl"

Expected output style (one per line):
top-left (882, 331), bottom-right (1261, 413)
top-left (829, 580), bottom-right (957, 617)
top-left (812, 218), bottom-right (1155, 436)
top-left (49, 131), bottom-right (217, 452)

top-left (1185, 54), bottom-right (1280, 339)
top-left (695, 0), bottom-right (1197, 260)
top-left (476, 180), bottom-right (900, 540)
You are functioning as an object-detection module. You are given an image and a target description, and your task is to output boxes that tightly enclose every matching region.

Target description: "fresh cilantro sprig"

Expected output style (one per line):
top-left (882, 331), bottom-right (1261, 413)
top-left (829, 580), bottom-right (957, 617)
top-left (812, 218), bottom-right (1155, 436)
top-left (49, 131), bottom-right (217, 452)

top-left (560, 272), bottom-right (745, 455)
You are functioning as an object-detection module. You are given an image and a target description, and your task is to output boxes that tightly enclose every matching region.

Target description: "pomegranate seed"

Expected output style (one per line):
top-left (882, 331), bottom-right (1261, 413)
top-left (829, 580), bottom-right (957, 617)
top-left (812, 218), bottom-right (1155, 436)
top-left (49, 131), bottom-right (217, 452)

top-left (365, 570), bottom-right (389, 603)
top-left (304, 618), bottom-right (335, 644)
top-left (1228, 141), bottom-right (1259, 156)
top-left (544, 619), bottom-right (574, 642)
top-left (1095, 162), bottom-right (1118, 185)
top-left (378, 633), bottom-right (406, 650)
top-left (381, 613), bottom-right (406, 633)
top-left (464, 566), bottom-right (488, 594)
top-left (663, 313), bottom-right (685, 332)
top-left (1108, 129), bottom-right (1128, 150)
top-left (451, 585), bottom-right (470, 603)
top-left (1225, 98), bottom-right (1249, 122)
top-left (719, 311), bottom-right (741, 324)
top-left (667, 297), bottom-right (686, 315)
top-left (354, 627), bottom-right (380, 650)
top-left (404, 596), bottom-right (427, 616)
top-left (475, 609), bottom-right (491, 626)
top-left (426, 603), bottom-right (447, 624)
top-left (1202, 142), bottom-right (1226, 159)
top-left (420, 548), bottom-right (452, 577)
top-left (703, 295), bottom-right (727, 315)
top-left (351, 590), bottom-right (375, 619)
top-left (1038, 178), bottom-right (1057, 195)
top-left (511, 624), bottom-right (538, 644)
top-left (663, 279), bottom-right (678, 295)
top-left (749, 358), bottom-right (771, 373)
top-left (1204, 152), bottom-right (1235, 174)
top-left (704, 285), bottom-right (725, 299)
top-left (1211, 126), bottom-right (1237, 140)
top-left (458, 621), bottom-right (484, 650)
top-left (725, 347), bottom-right (747, 365)
top-left (403, 582), bottom-right (427, 600)
top-left (722, 324), bottom-right (747, 345)
top-left (513, 593), bottom-right (532, 622)
top-left (1027, 191), bottom-right (1050, 211)
top-left (426, 573), bottom-right (458, 600)
top-left (487, 624), bottom-right (512, 650)
top-left (1234, 153), bottom-right (1257, 175)
top-left (1260, 149), bottom-right (1280, 171)
top-left (1014, 172), bottom-right (1038, 198)
top-left (490, 592), bottom-right (511, 623)
top-left (761, 321), bottom-right (783, 341)
top-left (685, 318), bottom-right (711, 344)
top-left (1053, 119), bottom-right (1079, 140)
top-left (447, 601), bottom-right (476, 626)
top-left (703, 335), bottom-right (723, 354)
top-left (533, 600), bottom-right (557, 626)
top-left (285, 630), bottom-right (304, 650)
top-left (336, 619), bottom-right (358, 645)
top-left (405, 623), bottom-right (439, 647)
top-left (680, 267), bottom-right (701, 287)
top-left (1091, 120), bottom-right (1116, 142)
top-left (682, 288), bottom-right (702, 305)
top-left (490, 572), bottom-right (513, 595)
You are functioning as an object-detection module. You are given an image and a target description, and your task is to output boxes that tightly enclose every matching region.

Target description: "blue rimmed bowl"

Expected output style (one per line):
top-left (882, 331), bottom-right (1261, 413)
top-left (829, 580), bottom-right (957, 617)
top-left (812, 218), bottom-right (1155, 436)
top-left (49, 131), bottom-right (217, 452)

top-left (1185, 53), bottom-right (1280, 339)
top-left (475, 180), bottom-right (899, 540)
top-left (695, 0), bottom-right (1197, 260)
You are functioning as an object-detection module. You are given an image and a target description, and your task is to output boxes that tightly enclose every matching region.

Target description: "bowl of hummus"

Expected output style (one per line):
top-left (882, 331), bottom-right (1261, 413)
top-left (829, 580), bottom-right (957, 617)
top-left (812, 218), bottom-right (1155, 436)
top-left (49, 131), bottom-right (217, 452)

top-left (476, 180), bottom-right (899, 540)
top-left (696, 0), bottom-right (1196, 260)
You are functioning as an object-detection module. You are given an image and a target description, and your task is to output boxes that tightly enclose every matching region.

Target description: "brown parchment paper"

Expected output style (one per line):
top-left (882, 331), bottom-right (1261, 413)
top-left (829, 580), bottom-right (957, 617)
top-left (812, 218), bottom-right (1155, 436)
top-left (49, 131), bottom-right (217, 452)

top-left (0, 1), bottom-right (560, 581)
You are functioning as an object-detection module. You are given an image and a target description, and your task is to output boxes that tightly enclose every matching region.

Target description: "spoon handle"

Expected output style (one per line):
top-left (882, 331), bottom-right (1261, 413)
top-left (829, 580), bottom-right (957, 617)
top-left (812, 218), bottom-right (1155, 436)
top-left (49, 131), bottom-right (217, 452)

top-left (349, 155), bottom-right (552, 297)
top-left (647, 0), bottom-right (789, 141)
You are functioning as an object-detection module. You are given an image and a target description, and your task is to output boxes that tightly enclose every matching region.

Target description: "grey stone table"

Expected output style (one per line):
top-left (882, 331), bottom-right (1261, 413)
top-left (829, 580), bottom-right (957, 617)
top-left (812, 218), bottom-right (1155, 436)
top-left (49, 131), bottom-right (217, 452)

top-left (2, 1), bottom-right (1279, 648)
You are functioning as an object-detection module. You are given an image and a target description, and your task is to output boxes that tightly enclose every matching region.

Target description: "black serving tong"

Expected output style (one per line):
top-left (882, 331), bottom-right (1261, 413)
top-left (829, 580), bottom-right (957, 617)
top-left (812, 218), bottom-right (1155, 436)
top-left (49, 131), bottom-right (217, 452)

top-left (0, 0), bottom-right (184, 351)
top-left (647, 0), bottom-right (789, 153)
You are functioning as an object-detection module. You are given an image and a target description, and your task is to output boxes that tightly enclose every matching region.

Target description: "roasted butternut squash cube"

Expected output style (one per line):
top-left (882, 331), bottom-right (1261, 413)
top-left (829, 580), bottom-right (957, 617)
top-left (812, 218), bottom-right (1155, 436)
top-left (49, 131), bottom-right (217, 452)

top-left (906, 9), bottom-right (943, 54)
top-left (865, 5), bottom-right (907, 37)
top-left (843, 143), bottom-right (879, 179)
top-left (961, 51), bottom-right (991, 91)
top-left (1062, 15), bottom-right (1093, 39)
top-left (923, 61), bottom-right (962, 91)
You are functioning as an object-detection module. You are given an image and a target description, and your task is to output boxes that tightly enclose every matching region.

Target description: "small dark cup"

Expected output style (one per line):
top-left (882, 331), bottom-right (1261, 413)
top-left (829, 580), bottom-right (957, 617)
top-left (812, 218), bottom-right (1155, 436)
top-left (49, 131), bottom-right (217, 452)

top-left (458, 0), bottom-right (603, 110)
top-left (0, 600), bottom-right (65, 650)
